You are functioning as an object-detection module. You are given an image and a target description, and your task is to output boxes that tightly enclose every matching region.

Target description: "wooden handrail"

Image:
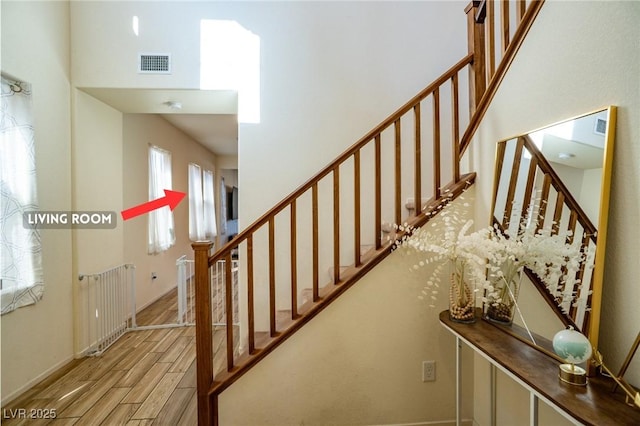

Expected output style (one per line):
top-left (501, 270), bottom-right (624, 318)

top-left (460, 0), bottom-right (545, 156)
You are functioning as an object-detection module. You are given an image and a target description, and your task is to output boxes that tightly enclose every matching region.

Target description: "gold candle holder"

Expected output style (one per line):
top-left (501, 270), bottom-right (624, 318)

top-left (558, 363), bottom-right (588, 386)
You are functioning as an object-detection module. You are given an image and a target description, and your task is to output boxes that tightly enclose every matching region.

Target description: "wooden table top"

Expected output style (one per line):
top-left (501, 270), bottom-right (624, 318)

top-left (439, 310), bottom-right (640, 426)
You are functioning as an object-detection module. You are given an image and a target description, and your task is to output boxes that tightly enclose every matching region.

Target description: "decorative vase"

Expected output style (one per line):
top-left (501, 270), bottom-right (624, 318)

top-left (449, 270), bottom-right (476, 323)
top-left (485, 273), bottom-right (521, 325)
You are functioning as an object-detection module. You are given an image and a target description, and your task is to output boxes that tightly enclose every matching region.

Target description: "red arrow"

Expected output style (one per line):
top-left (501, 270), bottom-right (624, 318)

top-left (121, 189), bottom-right (186, 221)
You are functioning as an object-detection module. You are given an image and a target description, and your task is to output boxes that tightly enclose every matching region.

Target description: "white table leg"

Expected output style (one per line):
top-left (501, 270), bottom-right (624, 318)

top-left (490, 363), bottom-right (497, 426)
top-left (456, 336), bottom-right (462, 426)
top-left (530, 392), bottom-right (539, 426)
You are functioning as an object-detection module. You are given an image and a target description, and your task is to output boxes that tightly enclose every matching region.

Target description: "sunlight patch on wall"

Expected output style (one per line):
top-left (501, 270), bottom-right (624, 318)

top-left (200, 20), bottom-right (260, 124)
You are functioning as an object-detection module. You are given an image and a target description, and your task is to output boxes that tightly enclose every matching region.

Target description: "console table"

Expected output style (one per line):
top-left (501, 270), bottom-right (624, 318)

top-left (439, 310), bottom-right (640, 425)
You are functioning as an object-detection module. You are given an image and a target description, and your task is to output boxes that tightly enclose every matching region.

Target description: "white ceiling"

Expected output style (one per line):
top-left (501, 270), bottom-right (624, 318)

top-left (540, 134), bottom-right (604, 170)
top-left (160, 113), bottom-right (238, 156)
top-left (80, 88), bottom-right (239, 156)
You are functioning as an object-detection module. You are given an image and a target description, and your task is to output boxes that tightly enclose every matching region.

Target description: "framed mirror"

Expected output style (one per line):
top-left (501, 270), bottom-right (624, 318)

top-left (490, 106), bottom-right (616, 351)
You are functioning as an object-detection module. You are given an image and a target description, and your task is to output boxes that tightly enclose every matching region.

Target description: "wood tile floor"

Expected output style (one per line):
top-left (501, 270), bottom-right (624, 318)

top-left (3, 325), bottom-right (200, 425)
top-left (2, 286), bottom-right (239, 426)
top-left (134, 287), bottom-right (189, 327)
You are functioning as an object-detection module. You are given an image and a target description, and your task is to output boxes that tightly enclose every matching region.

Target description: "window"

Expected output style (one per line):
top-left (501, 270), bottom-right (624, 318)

top-left (200, 20), bottom-right (261, 123)
top-left (148, 146), bottom-right (175, 254)
top-left (188, 163), bottom-right (204, 240)
top-left (0, 75), bottom-right (44, 314)
top-left (219, 177), bottom-right (227, 235)
top-left (203, 170), bottom-right (217, 239)
top-left (188, 164), bottom-right (217, 241)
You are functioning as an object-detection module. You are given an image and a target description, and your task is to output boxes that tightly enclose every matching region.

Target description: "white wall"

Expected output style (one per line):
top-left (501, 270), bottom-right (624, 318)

top-left (72, 89), bottom-right (125, 354)
top-left (468, 1), bottom-right (640, 422)
top-left (73, 90), bottom-right (124, 276)
top-left (579, 167), bottom-right (603, 224)
top-left (0, 0), bottom-right (74, 403)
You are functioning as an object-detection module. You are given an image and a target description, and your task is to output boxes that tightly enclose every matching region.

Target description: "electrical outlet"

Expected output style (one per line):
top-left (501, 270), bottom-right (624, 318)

top-left (422, 360), bottom-right (436, 382)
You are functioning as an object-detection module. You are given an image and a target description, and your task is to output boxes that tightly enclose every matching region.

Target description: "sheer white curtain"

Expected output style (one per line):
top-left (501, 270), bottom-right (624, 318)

top-left (220, 177), bottom-right (227, 235)
top-left (203, 170), bottom-right (217, 239)
top-left (188, 163), bottom-right (205, 241)
top-left (0, 76), bottom-right (44, 314)
top-left (148, 146), bottom-right (175, 254)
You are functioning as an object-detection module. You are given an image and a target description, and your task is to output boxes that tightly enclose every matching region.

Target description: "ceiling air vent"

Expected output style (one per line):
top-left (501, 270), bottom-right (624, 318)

top-left (594, 117), bottom-right (607, 136)
top-left (138, 53), bottom-right (171, 74)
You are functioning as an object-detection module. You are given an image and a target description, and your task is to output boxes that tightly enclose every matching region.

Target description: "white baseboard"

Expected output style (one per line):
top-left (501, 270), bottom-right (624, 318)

top-left (134, 284), bottom-right (177, 313)
top-left (1, 354), bottom-right (75, 406)
top-left (370, 420), bottom-right (474, 426)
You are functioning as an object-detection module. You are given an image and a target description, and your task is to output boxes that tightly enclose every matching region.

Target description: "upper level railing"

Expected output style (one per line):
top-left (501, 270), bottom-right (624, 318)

top-left (193, 1), bottom-right (545, 424)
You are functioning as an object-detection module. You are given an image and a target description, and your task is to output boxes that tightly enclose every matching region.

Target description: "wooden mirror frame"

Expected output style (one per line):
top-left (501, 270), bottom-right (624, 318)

top-left (489, 106), bottom-right (617, 351)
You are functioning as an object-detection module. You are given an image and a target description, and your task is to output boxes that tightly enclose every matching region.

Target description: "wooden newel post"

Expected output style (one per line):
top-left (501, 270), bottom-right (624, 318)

top-left (192, 241), bottom-right (215, 426)
top-left (465, 0), bottom-right (487, 114)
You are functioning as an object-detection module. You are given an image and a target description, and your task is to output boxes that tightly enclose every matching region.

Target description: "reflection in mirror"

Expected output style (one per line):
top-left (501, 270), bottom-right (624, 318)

top-left (490, 107), bottom-right (616, 350)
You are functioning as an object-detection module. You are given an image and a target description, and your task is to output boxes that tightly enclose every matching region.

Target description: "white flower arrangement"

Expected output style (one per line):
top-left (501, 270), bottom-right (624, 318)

top-left (482, 222), bottom-right (584, 322)
top-left (395, 193), bottom-right (586, 323)
top-left (395, 194), bottom-right (490, 321)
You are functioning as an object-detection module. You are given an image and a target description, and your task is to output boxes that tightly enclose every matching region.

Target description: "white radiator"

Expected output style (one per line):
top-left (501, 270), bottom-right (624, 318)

top-left (78, 264), bottom-right (136, 356)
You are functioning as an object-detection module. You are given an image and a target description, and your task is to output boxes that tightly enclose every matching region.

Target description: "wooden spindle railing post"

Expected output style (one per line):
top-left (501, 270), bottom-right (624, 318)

top-left (247, 235), bottom-right (256, 353)
top-left (268, 218), bottom-right (277, 336)
top-left (465, 0), bottom-right (487, 114)
top-left (333, 167), bottom-right (341, 284)
top-left (487, 0), bottom-right (496, 79)
top-left (374, 135), bottom-right (382, 249)
top-left (354, 150), bottom-right (362, 267)
top-left (290, 201), bottom-right (298, 319)
top-left (312, 183), bottom-right (319, 301)
top-left (432, 89), bottom-right (441, 199)
top-left (225, 251), bottom-right (235, 366)
top-left (394, 119), bottom-right (402, 226)
top-left (451, 74), bottom-right (461, 182)
top-left (414, 104), bottom-right (422, 215)
top-left (192, 241), bottom-right (214, 426)
top-left (501, 0), bottom-right (511, 53)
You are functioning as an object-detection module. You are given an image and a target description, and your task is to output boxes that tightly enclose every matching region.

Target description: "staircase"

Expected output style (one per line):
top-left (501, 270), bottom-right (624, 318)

top-left (193, 1), bottom-right (545, 424)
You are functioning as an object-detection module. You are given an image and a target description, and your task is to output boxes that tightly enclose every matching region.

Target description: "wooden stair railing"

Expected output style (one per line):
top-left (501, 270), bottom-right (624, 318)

top-left (193, 1), bottom-right (546, 424)
top-left (193, 52), bottom-right (476, 425)
top-left (461, 0), bottom-right (545, 154)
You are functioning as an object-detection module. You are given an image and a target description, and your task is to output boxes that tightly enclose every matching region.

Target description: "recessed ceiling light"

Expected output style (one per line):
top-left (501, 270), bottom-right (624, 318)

top-left (558, 152), bottom-right (575, 160)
